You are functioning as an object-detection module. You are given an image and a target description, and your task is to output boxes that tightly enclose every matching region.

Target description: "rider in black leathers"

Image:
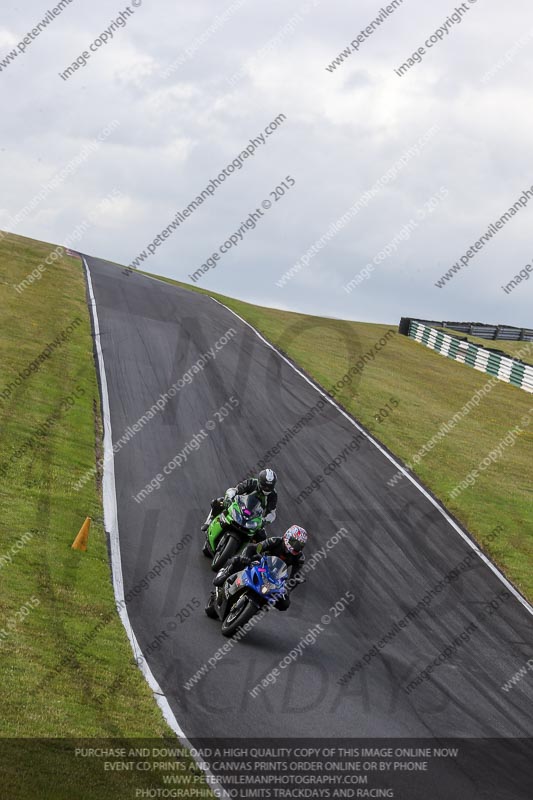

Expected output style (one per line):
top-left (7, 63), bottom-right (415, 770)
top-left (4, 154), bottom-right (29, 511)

top-left (207, 526), bottom-right (307, 613)
top-left (201, 468), bottom-right (278, 533)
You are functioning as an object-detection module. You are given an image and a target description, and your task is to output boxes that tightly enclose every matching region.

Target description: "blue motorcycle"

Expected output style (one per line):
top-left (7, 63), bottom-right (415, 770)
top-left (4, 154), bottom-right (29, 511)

top-left (206, 555), bottom-right (289, 637)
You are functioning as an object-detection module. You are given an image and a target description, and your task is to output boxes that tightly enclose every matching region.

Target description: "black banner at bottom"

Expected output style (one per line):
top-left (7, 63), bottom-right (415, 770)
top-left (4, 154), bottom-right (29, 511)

top-left (1, 738), bottom-right (531, 800)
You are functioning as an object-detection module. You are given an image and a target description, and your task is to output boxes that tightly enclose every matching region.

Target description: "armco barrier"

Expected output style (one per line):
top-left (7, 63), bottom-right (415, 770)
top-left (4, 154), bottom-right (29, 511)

top-left (399, 318), bottom-right (533, 342)
top-left (405, 320), bottom-right (533, 394)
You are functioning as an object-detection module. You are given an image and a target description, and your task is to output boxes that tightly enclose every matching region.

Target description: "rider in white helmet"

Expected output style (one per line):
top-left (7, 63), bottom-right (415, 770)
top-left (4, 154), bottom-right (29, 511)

top-left (201, 468), bottom-right (278, 532)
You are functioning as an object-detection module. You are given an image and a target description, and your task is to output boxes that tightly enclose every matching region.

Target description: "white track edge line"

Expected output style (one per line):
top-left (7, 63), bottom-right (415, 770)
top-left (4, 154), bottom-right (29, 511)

top-left (83, 258), bottom-right (230, 798)
top-left (211, 297), bottom-right (533, 618)
top-left (88, 258), bottom-right (533, 617)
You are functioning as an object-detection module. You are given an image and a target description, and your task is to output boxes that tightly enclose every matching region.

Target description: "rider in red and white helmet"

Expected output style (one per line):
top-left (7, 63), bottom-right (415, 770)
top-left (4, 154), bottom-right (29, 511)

top-left (282, 524), bottom-right (307, 556)
top-left (210, 525), bottom-right (308, 611)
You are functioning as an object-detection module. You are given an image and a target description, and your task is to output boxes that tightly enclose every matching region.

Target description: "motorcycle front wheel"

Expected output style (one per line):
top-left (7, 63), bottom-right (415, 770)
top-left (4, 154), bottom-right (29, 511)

top-left (211, 533), bottom-right (240, 571)
top-left (221, 594), bottom-right (258, 637)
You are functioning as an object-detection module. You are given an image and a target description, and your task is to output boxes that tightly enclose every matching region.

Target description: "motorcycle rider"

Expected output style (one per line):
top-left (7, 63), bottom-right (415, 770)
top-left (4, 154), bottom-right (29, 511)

top-left (207, 525), bottom-right (308, 614)
top-left (201, 468), bottom-right (278, 533)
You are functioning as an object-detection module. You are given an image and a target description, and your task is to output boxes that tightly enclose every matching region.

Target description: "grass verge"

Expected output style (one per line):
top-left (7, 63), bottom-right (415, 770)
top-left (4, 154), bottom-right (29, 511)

top-left (0, 232), bottom-right (211, 798)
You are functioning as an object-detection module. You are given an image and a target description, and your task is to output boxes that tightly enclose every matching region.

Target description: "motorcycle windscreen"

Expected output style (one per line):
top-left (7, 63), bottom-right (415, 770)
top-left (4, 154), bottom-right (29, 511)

top-left (237, 492), bottom-right (263, 528)
top-left (262, 556), bottom-right (289, 584)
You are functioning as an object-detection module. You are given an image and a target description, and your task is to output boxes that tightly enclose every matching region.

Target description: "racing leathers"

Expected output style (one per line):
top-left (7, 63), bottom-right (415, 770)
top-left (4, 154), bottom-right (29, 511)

top-left (205, 476), bottom-right (278, 532)
top-left (213, 536), bottom-right (305, 610)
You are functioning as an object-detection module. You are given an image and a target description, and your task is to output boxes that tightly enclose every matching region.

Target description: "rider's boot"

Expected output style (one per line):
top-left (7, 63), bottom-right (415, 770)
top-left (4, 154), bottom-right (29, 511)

top-left (213, 562), bottom-right (235, 587)
top-left (205, 591), bottom-right (217, 618)
top-left (201, 498), bottom-right (224, 531)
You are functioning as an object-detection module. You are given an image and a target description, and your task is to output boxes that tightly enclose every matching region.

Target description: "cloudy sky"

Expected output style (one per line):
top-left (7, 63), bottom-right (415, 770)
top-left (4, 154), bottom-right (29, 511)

top-left (1, 0), bottom-right (532, 325)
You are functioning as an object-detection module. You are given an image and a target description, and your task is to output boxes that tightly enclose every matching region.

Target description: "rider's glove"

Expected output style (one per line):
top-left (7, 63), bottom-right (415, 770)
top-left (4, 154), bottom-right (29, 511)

top-left (239, 556), bottom-right (251, 567)
top-left (224, 488), bottom-right (237, 505)
top-left (264, 510), bottom-right (276, 524)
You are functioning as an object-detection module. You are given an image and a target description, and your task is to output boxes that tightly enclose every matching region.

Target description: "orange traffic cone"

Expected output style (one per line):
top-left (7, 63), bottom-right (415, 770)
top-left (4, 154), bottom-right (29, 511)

top-left (72, 517), bottom-right (91, 551)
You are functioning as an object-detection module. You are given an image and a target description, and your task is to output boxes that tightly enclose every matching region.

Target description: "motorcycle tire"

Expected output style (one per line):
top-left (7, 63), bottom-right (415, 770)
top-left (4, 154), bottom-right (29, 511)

top-left (221, 594), bottom-right (258, 637)
top-left (211, 533), bottom-right (240, 571)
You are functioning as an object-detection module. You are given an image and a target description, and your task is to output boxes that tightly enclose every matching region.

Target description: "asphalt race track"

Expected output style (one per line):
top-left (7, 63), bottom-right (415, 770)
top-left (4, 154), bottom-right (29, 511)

top-left (83, 255), bottom-right (532, 794)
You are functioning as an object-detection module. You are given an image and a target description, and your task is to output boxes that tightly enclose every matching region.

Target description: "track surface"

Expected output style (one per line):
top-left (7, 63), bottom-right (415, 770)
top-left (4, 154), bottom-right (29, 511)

top-left (85, 256), bottom-right (533, 748)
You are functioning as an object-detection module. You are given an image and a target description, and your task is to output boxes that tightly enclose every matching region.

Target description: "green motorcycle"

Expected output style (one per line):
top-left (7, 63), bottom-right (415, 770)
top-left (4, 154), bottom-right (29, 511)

top-left (202, 492), bottom-right (265, 571)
